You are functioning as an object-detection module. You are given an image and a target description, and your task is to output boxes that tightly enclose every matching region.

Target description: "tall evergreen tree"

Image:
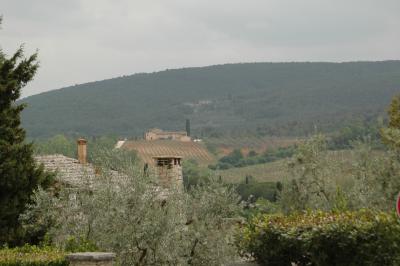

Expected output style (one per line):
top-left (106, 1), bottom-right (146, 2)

top-left (381, 94), bottom-right (400, 150)
top-left (0, 19), bottom-right (53, 245)
top-left (388, 95), bottom-right (400, 128)
top-left (186, 119), bottom-right (191, 137)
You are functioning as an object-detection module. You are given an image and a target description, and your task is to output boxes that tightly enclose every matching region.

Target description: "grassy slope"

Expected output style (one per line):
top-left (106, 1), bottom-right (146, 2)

top-left (204, 136), bottom-right (300, 156)
top-left (20, 61), bottom-right (400, 138)
top-left (218, 150), bottom-right (356, 184)
top-left (218, 160), bottom-right (286, 183)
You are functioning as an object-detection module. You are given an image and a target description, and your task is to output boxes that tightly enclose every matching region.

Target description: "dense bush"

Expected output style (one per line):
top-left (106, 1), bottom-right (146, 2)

top-left (237, 210), bottom-right (400, 266)
top-left (327, 119), bottom-right (382, 150)
top-left (0, 245), bottom-right (67, 266)
top-left (236, 182), bottom-right (278, 202)
top-left (209, 146), bottom-right (295, 170)
top-left (278, 131), bottom-right (400, 213)
top-left (182, 159), bottom-right (211, 189)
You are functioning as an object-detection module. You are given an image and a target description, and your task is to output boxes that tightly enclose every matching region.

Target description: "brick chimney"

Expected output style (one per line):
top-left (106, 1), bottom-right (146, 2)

top-left (77, 138), bottom-right (87, 164)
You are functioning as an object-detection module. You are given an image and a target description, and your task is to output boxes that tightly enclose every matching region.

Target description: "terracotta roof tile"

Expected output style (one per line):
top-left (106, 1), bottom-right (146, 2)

top-left (122, 140), bottom-right (215, 166)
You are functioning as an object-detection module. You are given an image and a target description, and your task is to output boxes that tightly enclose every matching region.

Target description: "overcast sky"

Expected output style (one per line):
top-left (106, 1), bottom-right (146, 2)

top-left (1, 0), bottom-right (399, 97)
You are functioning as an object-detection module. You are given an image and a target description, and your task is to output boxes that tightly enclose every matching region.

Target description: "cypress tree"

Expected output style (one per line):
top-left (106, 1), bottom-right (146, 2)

top-left (186, 119), bottom-right (191, 137)
top-left (388, 94), bottom-right (400, 128)
top-left (0, 20), bottom-right (53, 245)
top-left (381, 95), bottom-right (400, 150)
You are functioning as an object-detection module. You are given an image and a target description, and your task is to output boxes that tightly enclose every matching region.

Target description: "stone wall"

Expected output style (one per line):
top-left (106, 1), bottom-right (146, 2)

top-left (66, 252), bottom-right (115, 266)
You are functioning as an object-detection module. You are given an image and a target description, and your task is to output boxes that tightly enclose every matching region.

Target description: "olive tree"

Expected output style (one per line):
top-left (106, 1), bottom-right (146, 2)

top-left (279, 133), bottom-right (400, 213)
top-left (21, 149), bottom-right (240, 265)
top-left (279, 134), bottom-right (339, 213)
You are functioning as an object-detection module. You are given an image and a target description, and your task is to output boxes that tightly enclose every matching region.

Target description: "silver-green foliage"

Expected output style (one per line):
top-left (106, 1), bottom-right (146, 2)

top-left (279, 134), bottom-right (400, 213)
top-left (350, 140), bottom-right (400, 211)
top-left (279, 134), bottom-right (338, 212)
top-left (22, 149), bottom-right (240, 265)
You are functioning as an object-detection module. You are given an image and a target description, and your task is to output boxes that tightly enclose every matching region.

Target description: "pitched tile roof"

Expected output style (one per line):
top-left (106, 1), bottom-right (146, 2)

top-left (35, 154), bottom-right (97, 187)
top-left (121, 140), bottom-right (216, 166)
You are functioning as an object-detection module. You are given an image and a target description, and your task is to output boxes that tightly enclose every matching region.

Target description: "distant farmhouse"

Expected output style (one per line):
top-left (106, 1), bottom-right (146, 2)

top-left (144, 128), bottom-right (191, 142)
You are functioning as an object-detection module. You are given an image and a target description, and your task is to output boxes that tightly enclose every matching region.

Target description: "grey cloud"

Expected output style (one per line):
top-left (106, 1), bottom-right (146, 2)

top-left (0, 0), bottom-right (399, 97)
top-left (172, 0), bottom-right (396, 45)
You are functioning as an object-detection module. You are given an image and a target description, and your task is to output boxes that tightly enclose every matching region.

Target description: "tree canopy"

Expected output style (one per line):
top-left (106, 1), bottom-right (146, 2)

top-left (0, 20), bottom-right (53, 245)
top-left (381, 94), bottom-right (400, 150)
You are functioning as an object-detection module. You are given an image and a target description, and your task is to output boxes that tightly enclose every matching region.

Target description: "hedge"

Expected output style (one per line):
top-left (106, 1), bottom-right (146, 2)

top-left (236, 182), bottom-right (278, 201)
top-left (0, 245), bottom-right (67, 266)
top-left (237, 210), bottom-right (400, 266)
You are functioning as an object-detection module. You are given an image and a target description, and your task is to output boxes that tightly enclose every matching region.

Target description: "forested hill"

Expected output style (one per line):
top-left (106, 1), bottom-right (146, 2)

top-left (21, 61), bottom-right (400, 138)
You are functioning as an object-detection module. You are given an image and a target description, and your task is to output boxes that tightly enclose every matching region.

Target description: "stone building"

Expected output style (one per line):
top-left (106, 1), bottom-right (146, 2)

top-left (36, 139), bottom-right (184, 190)
top-left (34, 139), bottom-right (99, 187)
top-left (117, 139), bottom-right (216, 189)
top-left (153, 155), bottom-right (183, 189)
top-left (144, 128), bottom-right (191, 142)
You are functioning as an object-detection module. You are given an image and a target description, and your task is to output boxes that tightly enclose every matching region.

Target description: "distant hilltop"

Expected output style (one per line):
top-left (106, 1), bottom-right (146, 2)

top-left (20, 61), bottom-right (400, 138)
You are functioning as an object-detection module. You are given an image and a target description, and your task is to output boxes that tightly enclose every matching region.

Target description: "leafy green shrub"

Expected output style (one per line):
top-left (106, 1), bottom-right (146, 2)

top-left (210, 146), bottom-right (296, 170)
top-left (0, 245), bottom-right (67, 266)
top-left (261, 146), bottom-right (296, 163)
top-left (329, 122), bottom-right (381, 150)
top-left (237, 210), bottom-right (400, 266)
top-left (64, 236), bottom-right (98, 253)
top-left (236, 182), bottom-right (278, 201)
top-left (240, 198), bottom-right (281, 220)
top-left (182, 159), bottom-right (211, 189)
top-left (219, 149), bottom-right (244, 166)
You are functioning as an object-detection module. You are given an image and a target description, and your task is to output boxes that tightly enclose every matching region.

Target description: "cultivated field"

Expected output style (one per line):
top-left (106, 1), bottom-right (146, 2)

top-left (216, 149), bottom-right (360, 184)
top-left (204, 136), bottom-right (301, 156)
top-left (216, 159), bottom-right (287, 183)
